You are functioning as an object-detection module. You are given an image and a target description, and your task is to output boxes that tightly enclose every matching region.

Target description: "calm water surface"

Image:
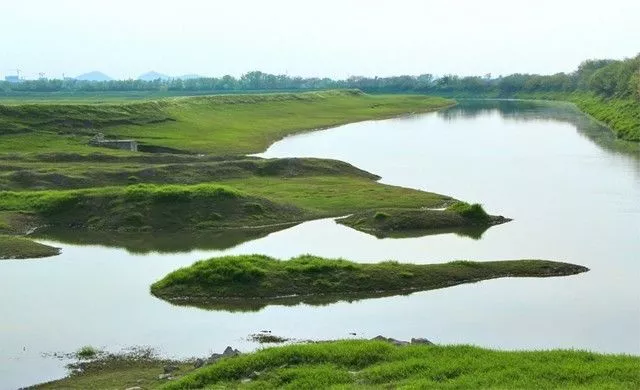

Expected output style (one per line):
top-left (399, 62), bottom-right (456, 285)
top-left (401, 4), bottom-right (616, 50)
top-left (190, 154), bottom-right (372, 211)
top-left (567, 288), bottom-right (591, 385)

top-left (1, 100), bottom-right (639, 389)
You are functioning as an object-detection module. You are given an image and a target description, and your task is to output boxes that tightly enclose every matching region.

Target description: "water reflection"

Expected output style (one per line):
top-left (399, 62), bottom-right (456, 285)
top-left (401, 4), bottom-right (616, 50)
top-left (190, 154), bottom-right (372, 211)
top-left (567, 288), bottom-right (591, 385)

top-left (33, 222), bottom-right (488, 254)
top-left (439, 99), bottom-right (640, 157)
top-left (33, 225), bottom-right (298, 253)
top-left (344, 225), bottom-right (491, 240)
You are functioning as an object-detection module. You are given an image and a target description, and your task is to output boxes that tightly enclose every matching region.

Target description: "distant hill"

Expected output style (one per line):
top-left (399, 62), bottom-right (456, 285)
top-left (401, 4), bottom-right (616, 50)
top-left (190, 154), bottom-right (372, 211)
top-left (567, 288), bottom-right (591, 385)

top-left (177, 74), bottom-right (204, 80)
top-left (138, 71), bottom-right (171, 81)
top-left (74, 71), bottom-right (112, 81)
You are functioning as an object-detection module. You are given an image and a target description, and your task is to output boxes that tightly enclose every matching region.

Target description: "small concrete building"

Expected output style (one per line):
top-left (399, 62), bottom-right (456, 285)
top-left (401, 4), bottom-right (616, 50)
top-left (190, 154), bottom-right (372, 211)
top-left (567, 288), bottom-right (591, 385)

top-left (89, 133), bottom-right (138, 152)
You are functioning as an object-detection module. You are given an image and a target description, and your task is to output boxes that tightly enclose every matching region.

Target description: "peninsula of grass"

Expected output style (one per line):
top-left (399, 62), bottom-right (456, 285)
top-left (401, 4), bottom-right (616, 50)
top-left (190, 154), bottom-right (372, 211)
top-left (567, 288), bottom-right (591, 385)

top-left (0, 90), bottom-right (454, 155)
top-left (0, 165), bottom-right (453, 234)
top-left (0, 234), bottom-right (60, 259)
top-left (337, 202), bottom-right (510, 238)
top-left (150, 255), bottom-right (588, 308)
top-left (37, 340), bottom-right (637, 389)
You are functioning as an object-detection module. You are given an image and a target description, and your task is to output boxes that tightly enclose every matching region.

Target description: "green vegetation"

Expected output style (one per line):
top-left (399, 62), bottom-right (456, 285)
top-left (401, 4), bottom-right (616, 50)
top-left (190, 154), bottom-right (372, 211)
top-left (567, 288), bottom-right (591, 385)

top-left (337, 203), bottom-right (508, 238)
top-left (166, 340), bottom-right (639, 389)
top-left (2, 54), bottom-right (636, 140)
top-left (445, 201), bottom-right (490, 222)
top-left (150, 254), bottom-right (588, 308)
top-left (218, 176), bottom-right (451, 215)
top-left (0, 183), bottom-right (313, 232)
top-left (0, 234), bottom-right (60, 259)
top-left (75, 346), bottom-right (100, 360)
top-left (33, 348), bottom-right (195, 390)
top-left (0, 156), bottom-right (377, 191)
top-left (0, 166), bottom-right (452, 235)
top-left (0, 91), bottom-right (454, 155)
top-left (571, 94), bottom-right (640, 141)
top-left (31, 341), bottom-right (640, 389)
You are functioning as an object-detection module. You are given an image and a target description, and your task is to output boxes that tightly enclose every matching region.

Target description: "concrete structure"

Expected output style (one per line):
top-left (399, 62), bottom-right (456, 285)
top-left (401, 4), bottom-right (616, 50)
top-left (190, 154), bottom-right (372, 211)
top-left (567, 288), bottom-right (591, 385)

top-left (89, 133), bottom-right (138, 152)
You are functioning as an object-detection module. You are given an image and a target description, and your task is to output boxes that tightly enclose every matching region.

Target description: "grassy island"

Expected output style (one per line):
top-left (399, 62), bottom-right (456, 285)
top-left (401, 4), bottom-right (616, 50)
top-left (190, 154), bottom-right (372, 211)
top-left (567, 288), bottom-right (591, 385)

top-left (150, 255), bottom-right (588, 309)
top-left (34, 340), bottom-right (640, 389)
top-left (337, 202), bottom-right (510, 238)
top-left (0, 234), bottom-right (60, 259)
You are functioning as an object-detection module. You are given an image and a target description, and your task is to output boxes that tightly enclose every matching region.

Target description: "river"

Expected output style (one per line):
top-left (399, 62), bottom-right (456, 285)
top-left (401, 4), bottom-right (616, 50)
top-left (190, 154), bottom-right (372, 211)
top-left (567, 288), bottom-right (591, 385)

top-left (1, 100), bottom-right (638, 389)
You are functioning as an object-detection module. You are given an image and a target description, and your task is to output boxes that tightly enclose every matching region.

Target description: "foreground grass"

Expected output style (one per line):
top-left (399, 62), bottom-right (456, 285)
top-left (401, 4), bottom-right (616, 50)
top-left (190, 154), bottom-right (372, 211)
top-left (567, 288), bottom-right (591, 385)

top-left (167, 341), bottom-right (640, 389)
top-left (150, 255), bottom-right (588, 308)
top-left (0, 234), bottom-right (60, 259)
top-left (0, 90), bottom-right (454, 155)
top-left (32, 341), bottom-right (640, 389)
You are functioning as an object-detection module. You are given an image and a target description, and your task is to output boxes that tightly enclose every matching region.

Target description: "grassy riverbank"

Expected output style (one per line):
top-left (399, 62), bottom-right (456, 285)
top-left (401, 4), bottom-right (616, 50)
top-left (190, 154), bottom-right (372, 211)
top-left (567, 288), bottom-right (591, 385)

top-left (0, 234), bottom-right (60, 259)
top-left (0, 90), bottom-right (454, 155)
top-left (150, 255), bottom-right (588, 307)
top-left (34, 340), bottom-right (640, 389)
top-left (570, 94), bottom-right (640, 141)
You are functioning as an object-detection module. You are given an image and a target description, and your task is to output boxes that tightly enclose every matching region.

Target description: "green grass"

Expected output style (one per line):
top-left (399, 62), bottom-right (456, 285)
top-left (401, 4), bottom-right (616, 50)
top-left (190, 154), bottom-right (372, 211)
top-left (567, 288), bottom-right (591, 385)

top-left (0, 171), bottom-right (453, 234)
top-left (75, 346), bottom-right (100, 360)
top-left (160, 340), bottom-right (640, 389)
top-left (30, 341), bottom-right (640, 389)
top-left (0, 234), bottom-right (60, 259)
top-left (33, 348), bottom-right (196, 390)
top-left (150, 254), bottom-right (588, 307)
top-left (0, 183), bottom-right (314, 232)
top-left (571, 95), bottom-right (640, 141)
top-left (0, 90), bottom-right (454, 155)
top-left (217, 176), bottom-right (451, 214)
top-left (0, 157), bottom-right (378, 191)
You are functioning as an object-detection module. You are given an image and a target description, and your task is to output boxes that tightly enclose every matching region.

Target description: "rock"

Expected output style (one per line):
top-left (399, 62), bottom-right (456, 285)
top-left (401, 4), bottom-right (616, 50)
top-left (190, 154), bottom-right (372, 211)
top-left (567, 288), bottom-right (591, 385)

top-left (248, 371), bottom-right (261, 379)
top-left (411, 337), bottom-right (434, 345)
top-left (193, 358), bottom-right (205, 368)
top-left (388, 338), bottom-right (409, 346)
top-left (163, 364), bottom-right (179, 374)
top-left (370, 335), bottom-right (409, 346)
top-left (222, 346), bottom-right (240, 357)
top-left (125, 387), bottom-right (142, 390)
top-left (206, 353), bottom-right (222, 364)
top-left (158, 373), bottom-right (173, 380)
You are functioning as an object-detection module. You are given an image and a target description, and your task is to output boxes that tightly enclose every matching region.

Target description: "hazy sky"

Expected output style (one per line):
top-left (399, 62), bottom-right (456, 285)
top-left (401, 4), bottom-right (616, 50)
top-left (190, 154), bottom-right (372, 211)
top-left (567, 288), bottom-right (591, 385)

top-left (2, 0), bottom-right (639, 80)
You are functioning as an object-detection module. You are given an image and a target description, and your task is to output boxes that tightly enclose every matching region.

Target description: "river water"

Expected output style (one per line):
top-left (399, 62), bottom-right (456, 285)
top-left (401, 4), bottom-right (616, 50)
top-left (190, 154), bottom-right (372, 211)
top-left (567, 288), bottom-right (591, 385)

top-left (1, 100), bottom-right (638, 389)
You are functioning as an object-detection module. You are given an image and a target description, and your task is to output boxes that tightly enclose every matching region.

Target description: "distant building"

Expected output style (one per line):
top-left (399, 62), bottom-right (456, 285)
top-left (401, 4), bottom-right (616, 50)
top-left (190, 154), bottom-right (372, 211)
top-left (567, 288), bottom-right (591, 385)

top-left (4, 75), bottom-right (20, 83)
top-left (89, 133), bottom-right (138, 152)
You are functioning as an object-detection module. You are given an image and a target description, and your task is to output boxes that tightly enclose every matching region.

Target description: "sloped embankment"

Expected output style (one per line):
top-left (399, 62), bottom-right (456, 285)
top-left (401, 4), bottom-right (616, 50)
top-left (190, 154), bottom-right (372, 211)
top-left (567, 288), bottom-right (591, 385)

top-left (0, 184), bottom-right (314, 232)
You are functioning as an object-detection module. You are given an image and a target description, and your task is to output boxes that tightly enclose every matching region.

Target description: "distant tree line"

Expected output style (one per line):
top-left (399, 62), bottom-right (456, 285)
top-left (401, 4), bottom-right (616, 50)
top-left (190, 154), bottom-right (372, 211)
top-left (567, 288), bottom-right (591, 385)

top-left (1, 55), bottom-right (638, 100)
